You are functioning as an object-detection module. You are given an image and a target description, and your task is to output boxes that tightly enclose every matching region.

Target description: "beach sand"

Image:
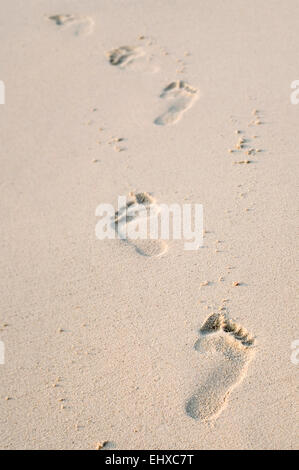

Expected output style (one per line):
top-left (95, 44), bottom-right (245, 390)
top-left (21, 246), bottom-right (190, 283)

top-left (0, 0), bottom-right (298, 449)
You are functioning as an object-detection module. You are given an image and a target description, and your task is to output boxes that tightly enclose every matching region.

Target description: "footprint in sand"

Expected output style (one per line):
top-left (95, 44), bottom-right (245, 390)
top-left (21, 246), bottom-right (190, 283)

top-left (113, 192), bottom-right (168, 257)
top-left (154, 81), bottom-right (198, 126)
top-left (107, 46), bottom-right (145, 67)
top-left (106, 45), bottom-right (159, 73)
top-left (48, 14), bottom-right (94, 36)
top-left (186, 312), bottom-right (255, 421)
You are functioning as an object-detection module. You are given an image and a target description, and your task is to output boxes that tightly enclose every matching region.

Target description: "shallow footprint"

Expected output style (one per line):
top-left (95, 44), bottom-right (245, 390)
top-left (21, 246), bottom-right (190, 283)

top-left (106, 46), bottom-right (145, 67)
top-left (106, 45), bottom-right (159, 73)
top-left (48, 14), bottom-right (94, 36)
top-left (113, 192), bottom-right (168, 258)
top-left (186, 312), bottom-right (255, 421)
top-left (154, 81), bottom-right (198, 126)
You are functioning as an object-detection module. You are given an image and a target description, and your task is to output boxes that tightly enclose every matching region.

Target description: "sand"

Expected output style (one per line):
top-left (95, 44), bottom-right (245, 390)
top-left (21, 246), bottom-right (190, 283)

top-left (0, 0), bottom-right (298, 450)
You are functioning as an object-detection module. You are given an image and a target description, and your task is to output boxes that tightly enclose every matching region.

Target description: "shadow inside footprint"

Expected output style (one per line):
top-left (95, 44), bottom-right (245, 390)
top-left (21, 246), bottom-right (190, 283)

top-left (186, 313), bottom-right (255, 421)
top-left (154, 81), bottom-right (198, 126)
top-left (134, 239), bottom-right (168, 257)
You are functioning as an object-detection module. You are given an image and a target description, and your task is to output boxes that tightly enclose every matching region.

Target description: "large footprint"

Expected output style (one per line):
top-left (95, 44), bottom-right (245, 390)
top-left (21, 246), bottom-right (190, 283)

top-left (113, 192), bottom-right (168, 257)
top-left (48, 14), bottom-right (94, 36)
top-left (186, 312), bottom-right (255, 421)
top-left (154, 81), bottom-right (198, 126)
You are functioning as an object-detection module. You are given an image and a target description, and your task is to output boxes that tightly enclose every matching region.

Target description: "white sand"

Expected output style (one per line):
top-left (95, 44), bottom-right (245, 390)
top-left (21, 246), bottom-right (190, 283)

top-left (0, 0), bottom-right (298, 449)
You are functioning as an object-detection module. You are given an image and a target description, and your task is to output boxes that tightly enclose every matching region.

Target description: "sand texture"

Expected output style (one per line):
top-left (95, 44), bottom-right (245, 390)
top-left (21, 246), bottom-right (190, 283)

top-left (0, 0), bottom-right (298, 450)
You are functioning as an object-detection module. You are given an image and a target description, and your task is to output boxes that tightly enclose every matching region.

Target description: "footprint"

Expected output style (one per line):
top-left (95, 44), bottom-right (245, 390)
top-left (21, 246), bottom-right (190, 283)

top-left (154, 81), bottom-right (198, 126)
top-left (106, 45), bottom-right (159, 73)
top-left (113, 192), bottom-right (168, 257)
top-left (186, 312), bottom-right (255, 421)
top-left (48, 14), bottom-right (94, 36)
top-left (106, 46), bottom-right (145, 68)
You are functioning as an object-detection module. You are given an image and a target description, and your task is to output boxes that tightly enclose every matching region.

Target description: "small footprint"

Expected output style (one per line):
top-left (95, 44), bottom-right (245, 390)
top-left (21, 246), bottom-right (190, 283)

top-left (154, 81), bottom-right (198, 126)
top-left (106, 45), bottom-right (159, 73)
top-left (186, 312), bottom-right (255, 421)
top-left (48, 14), bottom-right (94, 36)
top-left (106, 46), bottom-right (145, 68)
top-left (113, 192), bottom-right (168, 257)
